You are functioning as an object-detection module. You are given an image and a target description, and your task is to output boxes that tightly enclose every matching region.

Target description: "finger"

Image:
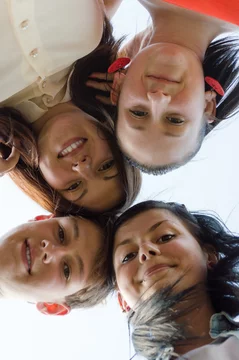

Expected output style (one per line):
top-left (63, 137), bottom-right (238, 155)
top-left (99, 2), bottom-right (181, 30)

top-left (89, 72), bottom-right (114, 81)
top-left (96, 95), bottom-right (113, 106)
top-left (86, 80), bottom-right (112, 92)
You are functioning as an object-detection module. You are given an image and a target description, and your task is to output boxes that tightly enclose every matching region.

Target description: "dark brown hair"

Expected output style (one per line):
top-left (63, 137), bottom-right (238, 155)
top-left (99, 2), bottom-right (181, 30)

top-left (110, 201), bottom-right (239, 359)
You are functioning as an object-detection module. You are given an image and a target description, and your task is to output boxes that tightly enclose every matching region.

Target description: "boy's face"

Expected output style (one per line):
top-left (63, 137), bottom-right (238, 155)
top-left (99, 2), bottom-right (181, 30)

top-left (0, 216), bottom-right (103, 303)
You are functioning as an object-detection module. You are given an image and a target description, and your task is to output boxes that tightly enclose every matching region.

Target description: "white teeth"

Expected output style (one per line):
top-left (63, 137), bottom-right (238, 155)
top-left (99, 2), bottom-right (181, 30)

top-left (26, 245), bottom-right (31, 269)
top-left (60, 140), bottom-right (84, 157)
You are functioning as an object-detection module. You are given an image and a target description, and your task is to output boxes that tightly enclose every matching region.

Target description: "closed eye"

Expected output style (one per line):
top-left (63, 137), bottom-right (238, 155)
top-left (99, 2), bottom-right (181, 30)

top-left (129, 110), bottom-right (148, 118)
top-left (122, 252), bottom-right (137, 264)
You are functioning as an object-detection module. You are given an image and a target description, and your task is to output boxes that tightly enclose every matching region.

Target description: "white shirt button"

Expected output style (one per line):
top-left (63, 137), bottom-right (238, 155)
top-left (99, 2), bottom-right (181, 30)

top-left (20, 20), bottom-right (29, 30)
top-left (29, 48), bottom-right (39, 58)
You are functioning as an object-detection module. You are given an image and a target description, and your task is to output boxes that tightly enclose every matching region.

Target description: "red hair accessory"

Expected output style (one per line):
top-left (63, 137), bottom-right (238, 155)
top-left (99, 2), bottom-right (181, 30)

top-left (36, 302), bottom-right (71, 316)
top-left (205, 77), bottom-right (225, 96)
top-left (34, 214), bottom-right (54, 221)
top-left (108, 57), bottom-right (131, 74)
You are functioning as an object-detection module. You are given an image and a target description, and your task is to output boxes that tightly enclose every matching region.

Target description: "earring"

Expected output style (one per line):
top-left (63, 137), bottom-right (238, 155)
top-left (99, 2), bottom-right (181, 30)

top-left (108, 57), bottom-right (131, 74)
top-left (205, 76), bottom-right (225, 96)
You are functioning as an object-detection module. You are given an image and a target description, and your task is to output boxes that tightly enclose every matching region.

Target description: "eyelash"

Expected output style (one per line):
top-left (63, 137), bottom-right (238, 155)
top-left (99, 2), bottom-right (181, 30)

top-left (98, 159), bottom-right (115, 172)
top-left (129, 110), bottom-right (148, 118)
top-left (166, 117), bottom-right (184, 125)
top-left (58, 226), bottom-right (65, 244)
top-left (156, 234), bottom-right (175, 243)
top-left (66, 181), bottom-right (83, 192)
top-left (58, 225), bottom-right (71, 280)
top-left (121, 234), bottom-right (175, 264)
top-left (122, 252), bottom-right (137, 264)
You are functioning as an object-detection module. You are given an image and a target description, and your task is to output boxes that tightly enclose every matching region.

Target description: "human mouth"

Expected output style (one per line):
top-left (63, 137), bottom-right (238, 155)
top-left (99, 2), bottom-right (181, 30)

top-left (143, 264), bottom-right (170, 281)
top-left (22, 239), bottom-right (32, 274)
top-left (147, 75), bottom-right (180, 84)
top-left (58, 138), bottom-right (87, 158)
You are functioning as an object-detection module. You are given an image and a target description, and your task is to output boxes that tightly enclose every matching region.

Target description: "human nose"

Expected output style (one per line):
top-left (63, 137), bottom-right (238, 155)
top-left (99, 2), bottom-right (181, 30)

top-left (147, 89), bottom-right (171, 105)
top-left (139, 241), bottom-right (161, 264)
top-left (72, 155), bottom-right (94, 180)
top-left (41, 239), bottom-right (65, 264)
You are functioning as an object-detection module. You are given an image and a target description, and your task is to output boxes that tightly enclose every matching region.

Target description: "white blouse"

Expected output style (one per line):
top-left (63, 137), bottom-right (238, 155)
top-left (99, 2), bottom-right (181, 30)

top-left (0, 0), bottom-right (104, 122)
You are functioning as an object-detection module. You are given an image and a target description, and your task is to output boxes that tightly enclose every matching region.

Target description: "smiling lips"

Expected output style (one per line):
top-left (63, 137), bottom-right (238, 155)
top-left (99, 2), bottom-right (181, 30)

top-left (58, 138), bottom-right (87, 158)
top-left (143, 264), bottom-right (170, 281)
top-left (22, 240), bottom-right (32, 274)
top-left (147, 75), bottom-right (180, 84)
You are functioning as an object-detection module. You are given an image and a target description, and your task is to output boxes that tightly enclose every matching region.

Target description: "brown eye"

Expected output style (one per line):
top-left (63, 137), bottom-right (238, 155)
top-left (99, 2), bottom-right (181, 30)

top-left (129, 110), bottom-right (148, 118)
top-left (167, 117), bottom-right (184, 125)
top-left (98, 159), bottom-right (115, 172)
top-left (67, 181), bottom-right (82, 191)
top-left (157, 234), bottom-right (175, 243)
top-left (122, 252), bottom-right (137, 264)
top-left (63, 262), bottom-right (70, 280)
top-left (58, 226), bottom-right (66, 244)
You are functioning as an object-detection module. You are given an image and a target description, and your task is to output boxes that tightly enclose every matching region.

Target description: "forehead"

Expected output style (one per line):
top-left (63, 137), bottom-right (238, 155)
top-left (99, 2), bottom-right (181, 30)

top-left (115, 208), bottom-right (185, 241)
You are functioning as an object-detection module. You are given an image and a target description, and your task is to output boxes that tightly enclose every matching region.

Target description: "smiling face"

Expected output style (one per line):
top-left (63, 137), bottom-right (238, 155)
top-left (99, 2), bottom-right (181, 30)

top-left (113, 208), bottom-right (209, 309)
top-left (37, 103), bottom-right (123, 212)
top-left (0, 216), bottom-right (103, 303)
top-left (117, 43), bottom-right (216, 169)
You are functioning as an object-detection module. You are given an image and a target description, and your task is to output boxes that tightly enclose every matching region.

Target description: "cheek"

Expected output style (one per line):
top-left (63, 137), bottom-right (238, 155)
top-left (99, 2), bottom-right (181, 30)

top-left (94, 137), bottom-right (112, 158)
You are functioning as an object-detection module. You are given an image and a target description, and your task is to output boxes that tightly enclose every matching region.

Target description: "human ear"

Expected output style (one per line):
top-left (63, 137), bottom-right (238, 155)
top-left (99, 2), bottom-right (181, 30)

top-left (117, 291), bottom-right (131, 313)
top-left (204, 91), bottom-right (217, 122)
top-left (203, 244), bottom-right (218, 269)
top-left (36, 302), bottom-right (71, 316)
top-left (0, 141), bottom-right (20, 177)
top-left (110, 72), bottom-right (126, 105)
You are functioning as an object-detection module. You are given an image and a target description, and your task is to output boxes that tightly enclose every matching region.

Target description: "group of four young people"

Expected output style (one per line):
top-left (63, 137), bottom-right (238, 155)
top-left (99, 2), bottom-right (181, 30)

top-left (0, 0), bottom-right (239, 358)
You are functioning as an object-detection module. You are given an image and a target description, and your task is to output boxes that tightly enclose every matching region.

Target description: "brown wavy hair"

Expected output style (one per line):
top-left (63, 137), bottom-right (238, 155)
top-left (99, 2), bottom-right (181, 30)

top-left (1, 19), bottom-right (141, 216)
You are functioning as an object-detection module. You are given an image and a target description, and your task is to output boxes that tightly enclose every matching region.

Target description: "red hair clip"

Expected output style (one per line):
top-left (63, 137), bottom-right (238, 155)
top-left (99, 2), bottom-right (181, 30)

top-left (108, 57), bottom-right (131, 74)
top-left (205, 77), bottom-right (225, 96)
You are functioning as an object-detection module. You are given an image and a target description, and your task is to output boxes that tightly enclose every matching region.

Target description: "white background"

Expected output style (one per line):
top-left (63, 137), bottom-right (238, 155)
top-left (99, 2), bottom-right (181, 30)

top-left (0, 1), bottom-right (239, 359)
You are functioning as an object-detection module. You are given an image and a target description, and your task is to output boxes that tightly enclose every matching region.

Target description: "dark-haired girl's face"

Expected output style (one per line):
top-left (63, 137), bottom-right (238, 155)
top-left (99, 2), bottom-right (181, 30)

top-left (117, 44), bottom-right (216, 168)
top-left (37, 103), bottom-right (124, 212)
top-left (113, 209), bottom-right (209, 308)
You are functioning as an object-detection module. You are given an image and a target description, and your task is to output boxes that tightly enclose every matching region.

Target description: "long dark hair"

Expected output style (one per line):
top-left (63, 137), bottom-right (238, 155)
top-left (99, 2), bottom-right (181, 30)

top-left (110, 200), bottom-right (239, 359)
top-left (0, 19), bottom-right (141, 216)
top-left (204, 37), bottom-right (239, 122)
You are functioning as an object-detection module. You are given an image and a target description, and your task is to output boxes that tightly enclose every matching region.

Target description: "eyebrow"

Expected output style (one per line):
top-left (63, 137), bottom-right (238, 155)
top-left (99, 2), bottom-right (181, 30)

top-left (76, 254), bottom-right (84, 279)
top-left (70, 218), bottom-right (84, 279)
top-left (71, 217), bottom-right (79, 239)
top-left (103, 173), bottom-right (119, 181)
top-left (114, 220), bottom-right (169, 253)
top-left (129, 124), bottom-right (181, 137)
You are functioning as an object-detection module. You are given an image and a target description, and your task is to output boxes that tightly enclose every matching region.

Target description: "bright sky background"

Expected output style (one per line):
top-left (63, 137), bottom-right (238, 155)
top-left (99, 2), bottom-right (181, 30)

top-left (0, 1), bottom-right (239, 360)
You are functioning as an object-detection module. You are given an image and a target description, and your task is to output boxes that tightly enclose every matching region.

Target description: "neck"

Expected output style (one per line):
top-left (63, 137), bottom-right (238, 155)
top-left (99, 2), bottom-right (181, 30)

top-left (145, 2), bottom-right (232, 61)
top-left (174, 294), bottom-right (215, 355)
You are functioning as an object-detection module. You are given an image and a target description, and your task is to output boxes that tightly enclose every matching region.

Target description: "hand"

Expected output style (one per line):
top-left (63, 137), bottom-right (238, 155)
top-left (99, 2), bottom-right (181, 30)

top-left (0, 141), bottom-right (20, 177)
top-left (86, 72), bottom-right (115, 105)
